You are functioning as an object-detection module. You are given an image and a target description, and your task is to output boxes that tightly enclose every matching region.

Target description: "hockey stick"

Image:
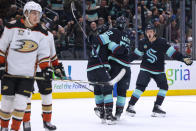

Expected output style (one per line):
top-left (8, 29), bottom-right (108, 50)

top-left (3, 68), bottom-right (126, 86)
top-left (70, 1), bottom-right (111, 79)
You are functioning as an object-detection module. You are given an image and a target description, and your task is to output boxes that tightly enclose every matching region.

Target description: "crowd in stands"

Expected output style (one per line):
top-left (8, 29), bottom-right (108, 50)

top-left (0, 0), bottom-right (193, 59)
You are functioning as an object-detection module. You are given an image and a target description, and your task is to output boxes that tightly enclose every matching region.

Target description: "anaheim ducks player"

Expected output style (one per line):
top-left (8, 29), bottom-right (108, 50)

top-left (22, 28), bottom-right (66, 131)
top-left (0, 1), bottom-right (52, 131)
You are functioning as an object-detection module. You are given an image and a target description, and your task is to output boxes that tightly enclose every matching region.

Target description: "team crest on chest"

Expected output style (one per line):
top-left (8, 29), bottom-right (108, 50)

top-left (18, 29), bottom-right (24, 36)
top-left (14, 39), bottom-right (38, 53)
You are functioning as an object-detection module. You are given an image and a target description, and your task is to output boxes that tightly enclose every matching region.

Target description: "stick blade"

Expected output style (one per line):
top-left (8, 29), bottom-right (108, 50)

top-left (108, 68), bottom-right (126, 85)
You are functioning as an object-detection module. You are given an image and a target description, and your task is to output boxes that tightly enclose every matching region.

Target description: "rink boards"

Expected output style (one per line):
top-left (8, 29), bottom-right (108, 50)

top-left (30, 60), bottom-right (196, 99)
top-left (1, 60), bottom-right (195, 99)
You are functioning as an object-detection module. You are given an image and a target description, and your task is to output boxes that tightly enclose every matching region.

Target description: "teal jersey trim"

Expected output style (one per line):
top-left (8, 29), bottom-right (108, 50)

top-left (140, 68), bottom-right (164, 75)
top-left (87, 64), bottom-right (111, 72)
top-left (166, 46), bottom-right (176, 57)
top-left (116, 96), bottom-right (126, 107)
top-left (104, 94), bottom-right (113, 104)
top-left (99, 34), bottom-right (111, 45)
top-left (108, 42), bottom-right (119, 53)
top-left (108, 56), bottom-right (130, 67)
top-left (134, 48), bottom-right (144, 56)
top-left (132, 89), bottom-right (143, 99)
top-left (95, 95), bottom-right (104, 104)
top-left (157, 89), bottom-right (167, 97)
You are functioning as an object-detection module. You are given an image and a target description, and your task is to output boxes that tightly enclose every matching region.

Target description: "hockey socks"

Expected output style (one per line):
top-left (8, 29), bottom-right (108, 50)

top-left (129, 89), bottom-right (143, 105)
top-left (115, 96), bottom-right (126, 120)
top-left (155, 89), bottom-right (167, 105)
top-left (42, 104), bottom-right (52, 122)
top-left (95, 95), bottom-right (104, 107)
top-left (0, 110), bottom-right (11, 128)
top-left (11, 109), bottom-right (25, 131)
top-left (23, 103), bottom-right (31, 122)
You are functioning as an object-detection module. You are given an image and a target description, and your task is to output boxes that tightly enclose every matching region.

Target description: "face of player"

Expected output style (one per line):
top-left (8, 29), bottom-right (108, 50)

top-left (27, 10), bottom-right (41, 26)
top-left (146, 29), bottom-right (155, 41)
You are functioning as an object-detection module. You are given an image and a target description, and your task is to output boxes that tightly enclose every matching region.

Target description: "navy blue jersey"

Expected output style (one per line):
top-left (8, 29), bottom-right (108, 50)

top-left (134, 37), bottom-right (184, 73)
top-left (99, 28), bottom-right (133, 67)
top-left (87, 36), bottom-right (111, 71)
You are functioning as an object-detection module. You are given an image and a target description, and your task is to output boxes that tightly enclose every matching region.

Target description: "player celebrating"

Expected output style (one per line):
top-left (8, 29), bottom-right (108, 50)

top-left (87, 24), bottom-right (128, 124)
top-left (103, 16), bottom-right (133, 120)
top-left (0, 1), bottom-right (52, 131)
top-left (126, 24), bottom-right (193, 117)
top-left (22, 29), bottom-right (66, 131)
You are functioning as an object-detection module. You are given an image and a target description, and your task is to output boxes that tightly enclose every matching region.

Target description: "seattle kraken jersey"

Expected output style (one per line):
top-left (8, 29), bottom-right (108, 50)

top-left (99, 28), bottom-right (133, 67)
top-left (87, 36), bottom-right (111, 71)
top-left (134, 37), bottom-right (181, 73)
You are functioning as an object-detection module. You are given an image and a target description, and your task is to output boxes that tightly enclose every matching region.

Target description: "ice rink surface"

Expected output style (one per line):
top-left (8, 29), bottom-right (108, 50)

top-left (28, 96), bottom-right (196, 131)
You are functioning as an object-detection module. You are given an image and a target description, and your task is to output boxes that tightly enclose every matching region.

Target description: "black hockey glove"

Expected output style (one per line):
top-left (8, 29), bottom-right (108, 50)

top-left (0, 63), bottom-right (5, 80)
top-left (42, 67), bottom-right (53, 81)
top-left (183, 58), bottom-right (193, 66)
top-left (54, 63), bottom-right (66, 78)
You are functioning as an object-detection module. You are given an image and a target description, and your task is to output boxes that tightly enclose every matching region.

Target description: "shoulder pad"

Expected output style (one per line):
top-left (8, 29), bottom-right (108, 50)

top-left (33, 24), bottom-right (48, 36)
top-left (5, 20), bottom-right (23, 29)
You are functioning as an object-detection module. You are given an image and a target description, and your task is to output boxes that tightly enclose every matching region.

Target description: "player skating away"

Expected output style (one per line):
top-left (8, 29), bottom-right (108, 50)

top-left (87, 24), bottom-right (128, 124)
top-left (102, 16), bottom-right (133, 120)
top-left (126, 24), bottom-right (193, 117)
top-left (22, 29), bottom-right (66, 131)
top-left (0, 1), bottom-right (52, 131)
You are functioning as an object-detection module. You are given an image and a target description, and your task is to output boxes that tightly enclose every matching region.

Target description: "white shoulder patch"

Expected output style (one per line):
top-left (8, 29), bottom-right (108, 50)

top-left (9, 20), bottom-right (17, 24)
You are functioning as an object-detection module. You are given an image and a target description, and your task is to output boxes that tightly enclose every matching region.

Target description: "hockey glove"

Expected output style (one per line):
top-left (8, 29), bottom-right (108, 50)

top-left (183, 58), bottom-right (193, 66)
top-left (0, 63), bottom-right (5, 80)
top-left (54, 63), bottom-right (66, 78)
top-left (42, 67), bottom-right (53, 81)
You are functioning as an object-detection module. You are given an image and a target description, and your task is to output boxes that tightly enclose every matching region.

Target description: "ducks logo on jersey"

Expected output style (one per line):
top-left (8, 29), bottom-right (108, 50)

top-left (14, 39), bottom-right (38, 53)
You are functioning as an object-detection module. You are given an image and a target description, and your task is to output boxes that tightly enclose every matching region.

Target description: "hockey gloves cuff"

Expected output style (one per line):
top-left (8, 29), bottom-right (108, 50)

top-left (42, 67), bottom-right (53, 81)
top-left (54, 63), bottom-right (66, 78)
top-left (183, 58), bottom-right (193, 66)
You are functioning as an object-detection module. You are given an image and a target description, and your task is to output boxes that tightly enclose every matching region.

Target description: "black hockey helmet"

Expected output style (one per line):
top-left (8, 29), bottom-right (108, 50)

top-left (97, 24), bottom-right (109, 34)
top-left (116, 16), bottom-right (127, 30)
top-left (145, 24), bottom-right (156, 33)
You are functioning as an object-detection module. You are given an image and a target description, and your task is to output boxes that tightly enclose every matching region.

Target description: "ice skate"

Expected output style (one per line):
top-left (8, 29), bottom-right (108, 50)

top-left (105, 108), bottom-right (116, 125)
top-left (94, 106), bottom-right (106, 123)
top-left (23, 121), bottom-right (31, 131)
top-left (43, 121), bottom-right (57, 131)
top-left (126, 104), bottom-right (136, 117)
top-left (115, 107), bottom-right (123, 120)
top-left (0, 128), bottom-right (8, 131)
top-left (151, 104), bottom-right (166, 117)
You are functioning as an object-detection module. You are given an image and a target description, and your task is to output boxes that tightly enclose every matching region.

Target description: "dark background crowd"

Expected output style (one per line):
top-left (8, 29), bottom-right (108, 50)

top-left (0, 0), bottom-right (193, 59)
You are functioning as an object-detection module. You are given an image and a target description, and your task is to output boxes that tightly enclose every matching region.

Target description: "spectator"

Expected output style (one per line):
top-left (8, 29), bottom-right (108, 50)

top-left (0, 18), bottom-right (4, 37)
top-left (185, 37), bottom-right (192, 57)
top-left (85, 0), bottom-right (99, 23)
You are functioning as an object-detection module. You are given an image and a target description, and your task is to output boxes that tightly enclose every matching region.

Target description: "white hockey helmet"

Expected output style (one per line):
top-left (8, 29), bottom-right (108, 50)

top-left (23, 1), bottom-right (42, 17)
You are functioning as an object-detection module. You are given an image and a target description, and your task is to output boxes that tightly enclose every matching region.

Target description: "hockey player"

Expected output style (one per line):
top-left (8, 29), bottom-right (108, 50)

top-left (87, 24), bottom-right (128, 124)
top-left (22, 29), bottom-right (65, 131)
top-left (126, 24), bottom-right (193, 117)
top-left (0, 1), bottom-right (52, 131)
top-left (102, 16), bottom-right (133, 120)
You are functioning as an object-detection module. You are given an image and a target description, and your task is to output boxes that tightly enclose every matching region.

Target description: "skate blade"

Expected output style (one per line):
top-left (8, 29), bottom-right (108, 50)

top-left (151, 112), bottom-right (166, 117)
top-left (94, 110), bottom-right (101, 118)
top-left (106, 120), bottom-right (116, 125)
top-left (101, 119), bottom-right (106, 124)
top-left (126, 111), bottom-right (135, 117)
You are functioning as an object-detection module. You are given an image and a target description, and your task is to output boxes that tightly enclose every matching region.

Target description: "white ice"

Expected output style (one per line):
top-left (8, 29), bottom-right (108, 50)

top-left (23, 96), bottom-right (196, 131)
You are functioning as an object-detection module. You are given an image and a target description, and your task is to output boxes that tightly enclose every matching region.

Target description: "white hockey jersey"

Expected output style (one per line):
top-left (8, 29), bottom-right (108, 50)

top-left (36, 31), bottom-right (59, 72)
top-left (0, 20), bottom-right (50, 77)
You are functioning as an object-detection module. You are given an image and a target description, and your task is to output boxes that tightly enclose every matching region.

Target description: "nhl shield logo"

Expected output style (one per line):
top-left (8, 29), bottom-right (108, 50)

top-left (18, 29), bottom-right (24, 35)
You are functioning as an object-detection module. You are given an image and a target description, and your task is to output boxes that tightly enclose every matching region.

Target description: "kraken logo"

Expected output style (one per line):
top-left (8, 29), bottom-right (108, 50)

top-left (146, 48), bottom-right (157, 63)
top-left (14, 39), bottom-right (38, 53)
